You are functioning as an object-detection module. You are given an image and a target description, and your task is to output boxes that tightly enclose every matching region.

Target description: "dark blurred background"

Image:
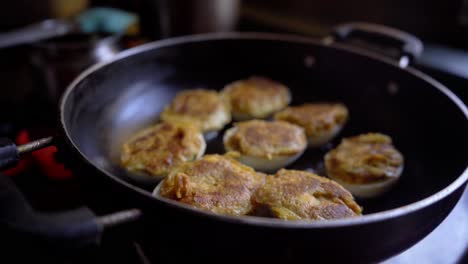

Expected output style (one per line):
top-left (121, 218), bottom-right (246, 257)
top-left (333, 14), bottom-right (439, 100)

top-left (3, 0), bottom-right (468, 44)
top-left (1, 0), bottom-right (468, 128)
top-left (1, 0), bottom-right (468, 130)
top-left (244, 0), bottom-right (468, 47)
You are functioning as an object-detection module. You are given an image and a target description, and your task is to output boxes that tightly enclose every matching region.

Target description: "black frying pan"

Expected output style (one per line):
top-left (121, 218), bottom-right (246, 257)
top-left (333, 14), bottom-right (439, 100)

top-left (1, 23), bottom-right (467, 263)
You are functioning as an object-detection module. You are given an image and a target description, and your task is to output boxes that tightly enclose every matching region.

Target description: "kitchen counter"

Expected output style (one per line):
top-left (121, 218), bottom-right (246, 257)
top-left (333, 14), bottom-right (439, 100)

top-left (387, 186), bottom-right (468, 263)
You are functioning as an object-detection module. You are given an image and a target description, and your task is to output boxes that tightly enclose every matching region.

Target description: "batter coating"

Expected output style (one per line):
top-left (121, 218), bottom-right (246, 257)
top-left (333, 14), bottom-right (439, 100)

top-left (223, 120), bottom-right (307, 171)
top-left (274, 103), bottom-right (348, 147)
top-left (254, 169), bottom-right (362, 220)
top-left (324, 133), bottom-right (404, 198)
top-left (158, 155), bottom-right (266, 216)
top-left (121, 122), bottom-right (206, 179)
top-left (161, 89), bottom-right (231, 133)
top-left (221, 76), bottom-right (291, 120)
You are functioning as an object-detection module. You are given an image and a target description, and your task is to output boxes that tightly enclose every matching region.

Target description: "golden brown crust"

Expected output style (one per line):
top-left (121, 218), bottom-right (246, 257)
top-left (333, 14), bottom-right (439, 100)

top-left (274, 103), bottom-right (348, 138)
top-left (225, 120), bottom-right (307, 158)
top-left (159, 155), bottom-right (266, 216)
top-left (121, 122), bottom-right (205, 177)
top-left (221, 76), bottom-right (291, 119)
top-left (254, 169), bottom-right (362, 220)
top-left (160, 89), bottom-right (231, 132)
top-left (325, 133), bottom-right (404, 184)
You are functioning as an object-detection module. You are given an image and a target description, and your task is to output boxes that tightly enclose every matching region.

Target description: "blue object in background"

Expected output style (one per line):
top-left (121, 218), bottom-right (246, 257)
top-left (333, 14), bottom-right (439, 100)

top-left (77, 7), bottom-right (138, 34)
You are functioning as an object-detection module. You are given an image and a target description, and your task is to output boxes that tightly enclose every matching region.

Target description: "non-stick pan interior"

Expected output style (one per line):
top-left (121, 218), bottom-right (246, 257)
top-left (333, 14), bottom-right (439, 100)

top-left (62, 34), bottom-right (468, 214)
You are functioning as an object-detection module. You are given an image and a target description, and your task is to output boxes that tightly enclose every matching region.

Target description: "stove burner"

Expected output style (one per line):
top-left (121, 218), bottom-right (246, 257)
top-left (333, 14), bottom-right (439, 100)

top-left (2, 130), bottom-right (72, 179)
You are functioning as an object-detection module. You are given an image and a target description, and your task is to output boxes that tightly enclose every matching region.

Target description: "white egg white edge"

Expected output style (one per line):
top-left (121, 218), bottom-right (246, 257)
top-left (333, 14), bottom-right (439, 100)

top-left (223, 126), bottom-right (305, 173)
top-left (329, 166), bottom-right (404, 198)
top-left (236, 152), bottom-right (304, 173)
top-left (202, 105), bottom-right (232, 139)
top-left (307, 123), bottom-right (344, 148)
top-left (126, 132), bottom-right (207, 185)
top-left (152, 180), bottom-right (164, 197)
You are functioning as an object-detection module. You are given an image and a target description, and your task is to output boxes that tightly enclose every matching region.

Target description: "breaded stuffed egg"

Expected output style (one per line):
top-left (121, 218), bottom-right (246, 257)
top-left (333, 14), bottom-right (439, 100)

top-left (324, 133), bottom-right (404, 198)
top-left (221, 76), bottom-right (291, 120)
top-left (155, 154), bottom-right (266, 216)
top-left (275, 103), bottom-right (348, 147)
top-left (223, 120), bottom-right (307, 172)
top-left (160, 89), bottom-right (231, 140)
top-left (253, 169), bottom-right (362, 220)
top-left (121, 122), bottom-right (206, 182)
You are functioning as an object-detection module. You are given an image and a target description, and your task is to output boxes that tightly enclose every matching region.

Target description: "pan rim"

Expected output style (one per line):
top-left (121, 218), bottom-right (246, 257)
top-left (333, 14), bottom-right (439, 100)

top-left (60, 32), bottom-right (468, 228)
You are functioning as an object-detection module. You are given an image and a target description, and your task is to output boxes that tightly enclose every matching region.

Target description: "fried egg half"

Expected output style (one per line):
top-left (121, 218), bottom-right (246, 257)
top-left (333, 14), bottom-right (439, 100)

top-left (155, 154), bottom-right (265, 216)
top-left (253, 169), bottom-right (362, 221)
top-left (221, 76), bottom-right (291, 121)
top-left (121, 122), bottom-right (206, 183)
top-left (275, 103), bottom-right (348, 147)
top-left (324, 133), bottom-right (404, 198)
top-left (223, 120), bottom-right (307, 172)
top-left (161, 89), bottom-right (231, 140)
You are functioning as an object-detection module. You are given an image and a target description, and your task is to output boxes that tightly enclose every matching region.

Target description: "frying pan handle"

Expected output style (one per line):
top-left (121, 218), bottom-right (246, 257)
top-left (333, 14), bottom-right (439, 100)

top-left (0, 137), bottom-right (142, 253)
top-left (0, 19), bottom-right (74, 49)
top-left (0, 137), bottom-right (55, 170)
top-left (331, 22), bottom-right (423, 68)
